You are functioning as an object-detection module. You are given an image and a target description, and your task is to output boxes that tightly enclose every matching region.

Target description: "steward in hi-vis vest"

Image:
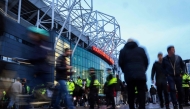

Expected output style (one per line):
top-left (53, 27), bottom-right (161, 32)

top-left (87, 67), bottom-right (100, 109)
top-left (76, 76), bottom-right (83, 87)
top-left (182, 73), bottom-right (190, 106)
top-left (67, 78), bottom-right (75, 96)
top-left (106, 68), bottom-right (117, 109)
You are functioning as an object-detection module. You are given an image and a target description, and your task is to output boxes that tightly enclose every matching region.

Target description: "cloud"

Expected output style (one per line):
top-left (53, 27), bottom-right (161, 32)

top-left (93, 0), bottom-right (190, 88)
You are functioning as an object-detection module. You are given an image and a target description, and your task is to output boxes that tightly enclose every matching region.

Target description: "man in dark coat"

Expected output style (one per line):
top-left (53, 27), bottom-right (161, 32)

top-left (162, 46), bottom-right (185, 109)
top-left (54, 48), bottom-right (74, 109)
top-left (151, 53), bottom-right (170, 108)
top-left (118, 39), bottom-right (149, 109)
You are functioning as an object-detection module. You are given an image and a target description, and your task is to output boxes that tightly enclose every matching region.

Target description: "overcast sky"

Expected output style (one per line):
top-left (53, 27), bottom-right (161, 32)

top-left (93, 0), bottom-right (190, 88)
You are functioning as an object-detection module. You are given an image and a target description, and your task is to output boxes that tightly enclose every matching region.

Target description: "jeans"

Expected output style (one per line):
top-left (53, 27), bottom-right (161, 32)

top-left (167, 76), bottom-right (183, 105)
top-left (54, 80), bottom-right (74, 109)
top-left (127, 80), bottom-right (146, 109)
top-left (8, 92), bottom-right (19, 109)
top-left (116, 91), bottom-right (121, 105)
top-left (152, 95), bottom-right (156, 103)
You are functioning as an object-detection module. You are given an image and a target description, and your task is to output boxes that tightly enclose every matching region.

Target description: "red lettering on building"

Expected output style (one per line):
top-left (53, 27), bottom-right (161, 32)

top-left (92, 46), bottom-right (114, 65)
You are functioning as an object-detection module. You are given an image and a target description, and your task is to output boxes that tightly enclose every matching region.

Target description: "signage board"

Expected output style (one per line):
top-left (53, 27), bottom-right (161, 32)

top-left (92, 46), bottom-right (114, 65)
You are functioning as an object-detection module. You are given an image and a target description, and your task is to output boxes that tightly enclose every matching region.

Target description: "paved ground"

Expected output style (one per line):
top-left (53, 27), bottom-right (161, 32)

top-left (29, 102), bottom-right (190, 109)
top-left (75, 103), bottom-right (190, 109)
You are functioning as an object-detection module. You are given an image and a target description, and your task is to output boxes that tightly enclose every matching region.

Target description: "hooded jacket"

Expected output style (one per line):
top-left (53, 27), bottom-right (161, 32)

top-left (162, 55), bottom-right (185, 77)
top-left (118, 42), bottom-right (149, 82)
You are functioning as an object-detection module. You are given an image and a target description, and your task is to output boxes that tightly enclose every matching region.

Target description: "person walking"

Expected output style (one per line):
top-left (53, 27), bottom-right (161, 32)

top-left (7, 77), bottom-right (22, 109)
top-left (118, 39), bottom-right (149, 109)
top-left (150, 85), bottom-right (157, 104)
top-left (106, 68), bottom-right (117, 109)
top-left (151, 52), bottom-right (170, 108)
top-left (162, 46), bottom-right (185, 109)
top-left (14, 26), bottom-right (52, 89)
top-left (54, 48), bottom-right (74, 109)
top-left (67, 78), bottom-right (75, 96)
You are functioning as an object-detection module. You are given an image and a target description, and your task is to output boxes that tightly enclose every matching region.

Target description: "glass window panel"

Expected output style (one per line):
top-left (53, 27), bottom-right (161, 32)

top-left (79, 57), bottom-right (82, 66)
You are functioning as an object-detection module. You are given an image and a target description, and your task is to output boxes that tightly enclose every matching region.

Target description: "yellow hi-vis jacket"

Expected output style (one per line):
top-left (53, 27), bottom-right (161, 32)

top-left (108, 77), bottom-right (117, 86)
top-left (182, 73), bottom-right (190, 88)
top-left (76, 79), bottom-right (83, 87)
top-left (86, 78), bottom-right (100, 87)
top-left (67, 81), bottom-right (75, 95)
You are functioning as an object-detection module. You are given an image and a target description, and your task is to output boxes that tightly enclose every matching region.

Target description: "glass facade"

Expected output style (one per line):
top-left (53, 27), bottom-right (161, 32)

top-left (55, 36), bottom-right (111, 93)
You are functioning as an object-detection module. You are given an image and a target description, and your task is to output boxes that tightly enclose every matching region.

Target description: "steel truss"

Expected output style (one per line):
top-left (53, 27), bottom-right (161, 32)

top-left (74, 11), bottom-right (126, 59)
top-left (39, 0), bottom-right (126, 64)
top-left (3, 0), bottom-right (126, 69)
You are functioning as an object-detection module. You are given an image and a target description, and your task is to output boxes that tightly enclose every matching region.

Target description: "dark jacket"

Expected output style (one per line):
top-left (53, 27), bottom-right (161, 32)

top-left (115, 78), bottom-right (123, 91)
top-left (151, 61), bottom-right (167, 83)
top-left (162, 55), bottom-right (185, 77)
top-left (150, 87), bottom-right (157, 95)
top-left (56, 55), bottom-right (71, 80)
top-left (118, 42), bottom-right (149, 82)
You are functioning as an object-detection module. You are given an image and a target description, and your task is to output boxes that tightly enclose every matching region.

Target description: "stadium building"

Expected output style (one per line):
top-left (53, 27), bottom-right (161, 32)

top-left (0, 0), bottom-right (125, 92)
